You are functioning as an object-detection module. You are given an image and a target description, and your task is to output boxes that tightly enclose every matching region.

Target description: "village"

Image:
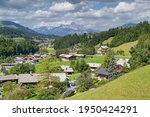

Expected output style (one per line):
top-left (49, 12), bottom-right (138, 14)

top-left (0, 44), bottom-right (130, 99)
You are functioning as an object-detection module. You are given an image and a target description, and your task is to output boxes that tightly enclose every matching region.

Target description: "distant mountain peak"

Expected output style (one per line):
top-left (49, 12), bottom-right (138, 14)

top-left (34, 22), bottom-right (98, 36)
top-left (121, 23), bottom-right (137, 28)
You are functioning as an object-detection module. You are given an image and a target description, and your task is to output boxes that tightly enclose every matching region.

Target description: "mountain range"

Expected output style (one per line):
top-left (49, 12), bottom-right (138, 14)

top-left (0, 21), bottom-right (37, 34)
top-left (34, 22), bottom-right (98, 36)
top-left (0, 21), bottom-right (59, 39)
top-left (0, 21), bottom-right (137, 38)
top-left (120, 23), bottom-right (137, 28)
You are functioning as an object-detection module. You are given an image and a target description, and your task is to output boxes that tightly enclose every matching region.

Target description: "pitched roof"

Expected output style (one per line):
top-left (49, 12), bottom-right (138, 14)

top-left (18, 74), bottom-right (39, 84)
top-left (59, 54), bottom-right (73, 58)
top-left (0, 75), bottom-right (18, 81)
top-left (116, 59), bottom-right (130, 67)
top-left (61, 66), bottom-right (74, 73)
top-left (88, 63), bottom-right (101, 68)
top-left (96, 68), bottom-right (109, 76)
top-left (50, 73), bottom-right (67, 82)
top-left (1, 63), bottom-right (15, 66)
top-left (61, 89), bottom-right (75, 98)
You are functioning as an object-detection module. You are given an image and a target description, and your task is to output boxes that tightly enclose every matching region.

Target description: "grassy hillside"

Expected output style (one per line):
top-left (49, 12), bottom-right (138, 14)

top-left (102, 37), bottom-right (114, 45)
top-left (95, 37), bottom-right (114, 49)
top-left (112, 40), bottom-right (138, 56)
top-left (68, 65), bottom-right (150, 100)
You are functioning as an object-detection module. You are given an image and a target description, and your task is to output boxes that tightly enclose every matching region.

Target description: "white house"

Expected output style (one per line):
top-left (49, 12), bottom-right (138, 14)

top-left (116, 59), bottom-right (130, 67)
top-left (61, 66), bottom-right (74, 75)
top-left (59, 54), bottom-right (76, 61)
top-left (88, 63), bottom-right (102, 71)
top-left (97, 45), bottom-right (108, 53)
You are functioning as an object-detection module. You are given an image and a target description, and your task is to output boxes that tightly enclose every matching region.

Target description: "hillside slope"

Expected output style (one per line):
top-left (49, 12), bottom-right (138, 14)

top-left (112, 41), bottom-right (138, 56)
top-left (102, 37), bottom-right (114, 45)
top-left (0, 21), bottom-right (37, 34)
top-left (68, 65), bottom-right (150, 100)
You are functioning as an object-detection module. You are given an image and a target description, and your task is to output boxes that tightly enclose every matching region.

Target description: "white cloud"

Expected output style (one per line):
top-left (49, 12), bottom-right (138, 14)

top-left (114, 2), bottom-right (136, 13)
top-left (1, 0), bottom-right (150, 31)
top-left (49, 2), bottom-right (75, 12)
top-left (34, 10), bottom-right (51, 17)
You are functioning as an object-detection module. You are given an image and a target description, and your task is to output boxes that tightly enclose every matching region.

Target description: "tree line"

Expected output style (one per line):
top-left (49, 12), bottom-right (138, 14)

top-left (0, 38), bottom-right (39, 58)
top-left (54, 21), bottom-right (150, 50)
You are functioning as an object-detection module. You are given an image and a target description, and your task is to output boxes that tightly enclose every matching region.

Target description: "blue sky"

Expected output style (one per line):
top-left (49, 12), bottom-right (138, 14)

top-left (0, 0), bottom-right (150, 30)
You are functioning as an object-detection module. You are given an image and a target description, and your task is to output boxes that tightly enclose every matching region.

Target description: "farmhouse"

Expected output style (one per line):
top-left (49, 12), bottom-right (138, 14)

top-left (0, 73), bottom-right (67, 87)
top-left (59, 54), bottom-right (76, 61)
top-left (15, 57), bottom-right (25, 64)
top-left (97, 45), bottom-right (108, 53)
top-left (116, 59), bottom-right (130, 71)
top-left (1, 63), bottom-right (15, 71)
top-left (61, 89), bottom-right (75, 98)
top-left (18, 74), bottom-right (39, 85)
top-left (96, 68), bottom-right (110, 80)
top-left (61, 66), bottom-right (74, 75)
top-left (0, 74), bottom-right (40, 85)
top-left (88, 63), bottom-right (102, 71)
top-left (0, 75), bottom-right (18, 84)
top-left (74, 54), bottom-right (85, 59)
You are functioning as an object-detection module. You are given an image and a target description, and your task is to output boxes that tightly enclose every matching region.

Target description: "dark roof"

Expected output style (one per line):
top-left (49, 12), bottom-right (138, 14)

top-left (61, 89), bottom-right (75, 98)
top-left (96, 68), bottom-right (109, 76)
top-left (1, 63), bottom-right (15, 66)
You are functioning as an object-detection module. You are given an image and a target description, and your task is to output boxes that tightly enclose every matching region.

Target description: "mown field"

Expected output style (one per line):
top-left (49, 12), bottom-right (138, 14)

top-left (68, 65), bottom-right (150, 100)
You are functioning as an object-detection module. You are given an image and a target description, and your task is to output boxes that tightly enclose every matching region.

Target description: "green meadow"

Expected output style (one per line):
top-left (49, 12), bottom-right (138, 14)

top-left (68, 65), bottom-right (150, 100)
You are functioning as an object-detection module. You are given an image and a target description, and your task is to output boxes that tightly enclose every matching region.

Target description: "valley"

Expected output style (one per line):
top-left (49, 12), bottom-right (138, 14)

top-left (0, 20), bottom-right (150, 100)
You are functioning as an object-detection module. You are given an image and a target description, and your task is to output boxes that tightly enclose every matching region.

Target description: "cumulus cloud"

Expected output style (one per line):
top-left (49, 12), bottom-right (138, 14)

top-left (0, 0), bottom-right (48, 9)
top-left (49, 2), bottom-right (75, 12)
top-left (54, 0), bottom-right (132, 4)
top-left (0, 0), bottom-right (150, 31)
top-left (114, 2), bottom-right (136, 13)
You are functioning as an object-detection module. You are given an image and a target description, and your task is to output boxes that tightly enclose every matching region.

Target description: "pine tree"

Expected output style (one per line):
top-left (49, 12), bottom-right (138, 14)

top-left (107, 55), bottom-right (117, 79)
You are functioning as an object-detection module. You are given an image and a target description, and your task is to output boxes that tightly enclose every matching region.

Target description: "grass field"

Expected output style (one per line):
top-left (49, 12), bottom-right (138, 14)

top-left (47, 48), bottom-right (56, 53)
top-left (95, 37), bottom-right (114, 49)
top-left (112, 41), bottom-right (138, 56)
top-left (35, 56), bottom-right (105, 74)
top-left (102, 37), bottom-right (114, 45)
top-left (68, 65), bottom-right (150, 100)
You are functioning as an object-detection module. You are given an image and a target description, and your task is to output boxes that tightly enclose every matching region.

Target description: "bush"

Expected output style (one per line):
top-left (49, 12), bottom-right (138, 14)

top-left (4, 88), bottom-right (33, 100)
top-left (37, 87), bottom-right (61, 100)
top-left (78, 47), bottom-right (95, 55)
top-left (9, 63), bottom-right (35, 74)
top-left (76, 71), bottom-right (94, 92)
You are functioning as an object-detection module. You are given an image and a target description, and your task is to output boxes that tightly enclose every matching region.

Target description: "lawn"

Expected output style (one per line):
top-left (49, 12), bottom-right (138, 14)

top-left (112, 41), bottom-right (138, 56)
top-left (84, 56), bottom-right (105, 63)
top-left (68, 65), bottom-right (150, 100)
top-left (35, 56), bottom-right (105, 74)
